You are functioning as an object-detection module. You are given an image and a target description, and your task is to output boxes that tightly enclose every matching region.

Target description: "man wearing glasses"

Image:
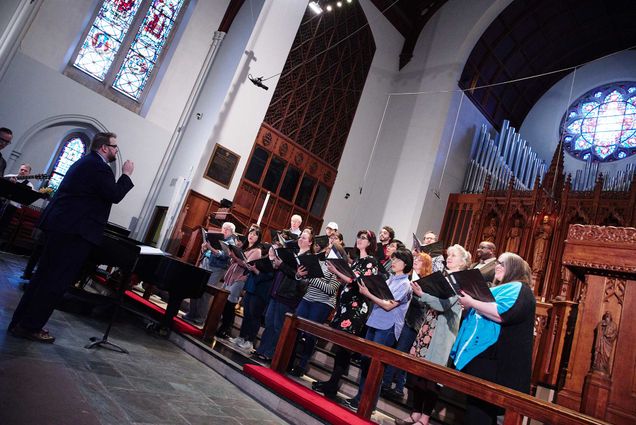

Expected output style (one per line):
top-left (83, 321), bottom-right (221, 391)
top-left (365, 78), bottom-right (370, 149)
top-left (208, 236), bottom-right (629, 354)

top-left (0, 127), bottom-right (13, 177)
top-left (9, 132), bottom-right (134, 343)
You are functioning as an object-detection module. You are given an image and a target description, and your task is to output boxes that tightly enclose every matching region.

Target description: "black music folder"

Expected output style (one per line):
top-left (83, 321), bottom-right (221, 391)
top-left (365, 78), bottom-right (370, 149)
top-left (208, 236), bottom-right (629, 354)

top-left (248, 256), bottom-right (275, 273)
top-left (412, 233), bottom-right (423, 252)
top-left (205, 232), bottom-right (225, 250)
top-left (415, 269), bottom-right (494, 302)
top-left (326, 258), bottom-right (356, 280)
top-left (297, 254), bottom-right (324, 279)
top-left (448, 268), bottom-right (495, 302)
top-left (420, 241), bottom-right (444, 257)
top-left (314, 235), bottom-right (329, 250)
top-left (275, 247), bottom-right (298, 269)
top-left (220, 240), bottom-right (245, 261)
top-left (414, 271), bottom-right (456, 299)
top-left (360, 274), bottom-right (394, 301)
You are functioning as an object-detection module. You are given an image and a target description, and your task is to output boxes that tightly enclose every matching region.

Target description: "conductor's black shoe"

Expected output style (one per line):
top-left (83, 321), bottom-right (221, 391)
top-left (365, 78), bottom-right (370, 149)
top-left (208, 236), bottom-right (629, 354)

top-left (10, 325), bottom-right (55, 343)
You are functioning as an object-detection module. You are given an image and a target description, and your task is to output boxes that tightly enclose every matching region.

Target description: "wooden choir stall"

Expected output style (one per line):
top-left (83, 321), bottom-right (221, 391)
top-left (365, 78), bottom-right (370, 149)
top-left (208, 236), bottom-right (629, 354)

top-left (439, 131), bottom-right (636, 424)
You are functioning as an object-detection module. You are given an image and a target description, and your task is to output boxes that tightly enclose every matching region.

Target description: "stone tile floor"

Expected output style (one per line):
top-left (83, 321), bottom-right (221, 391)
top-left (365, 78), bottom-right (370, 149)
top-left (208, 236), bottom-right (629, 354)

top-left (0, 251), bottom-right (289, 425)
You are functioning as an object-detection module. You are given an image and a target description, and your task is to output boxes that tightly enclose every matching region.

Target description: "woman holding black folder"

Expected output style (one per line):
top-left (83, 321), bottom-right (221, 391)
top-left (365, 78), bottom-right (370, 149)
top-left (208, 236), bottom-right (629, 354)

top-left (395, 244), bottom-right (469, 425)
top-left (253, 229), bottom-right (314, 362)
top-left (313, 229), bottom-right (380, 398)
top-left (450, 252), bottom-right (535, 425)
top-left (343, 248), bottom-right (413, 411)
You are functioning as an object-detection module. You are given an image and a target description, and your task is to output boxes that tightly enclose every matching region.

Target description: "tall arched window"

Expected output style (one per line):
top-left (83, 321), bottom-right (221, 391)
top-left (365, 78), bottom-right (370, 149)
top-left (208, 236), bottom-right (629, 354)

top-left (48, 134), bottom-right (90, 191)
top-left (65, 0), bottom-right (188, 111)
top-left (561, 82), bottom-right (636, 162)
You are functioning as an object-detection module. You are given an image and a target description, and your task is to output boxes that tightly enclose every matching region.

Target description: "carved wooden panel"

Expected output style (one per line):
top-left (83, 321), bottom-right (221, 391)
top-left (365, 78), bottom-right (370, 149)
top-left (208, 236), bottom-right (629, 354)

top-left (263, 3), bottom-right (375, 168)
top-left (183, 191), bottom-right (211, 230)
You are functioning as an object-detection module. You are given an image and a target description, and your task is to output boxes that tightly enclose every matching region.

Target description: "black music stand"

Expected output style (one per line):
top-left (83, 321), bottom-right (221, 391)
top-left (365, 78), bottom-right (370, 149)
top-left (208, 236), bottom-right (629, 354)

top-left (0, 178), bottom-right (44, 205)
top-left (85, 235), bottom-right (141, 354)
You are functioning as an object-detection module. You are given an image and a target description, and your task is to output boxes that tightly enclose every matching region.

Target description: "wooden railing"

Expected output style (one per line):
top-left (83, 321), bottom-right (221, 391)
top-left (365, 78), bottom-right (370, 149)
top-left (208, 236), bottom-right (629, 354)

top-left (272, 314), bottom-right (609, 424)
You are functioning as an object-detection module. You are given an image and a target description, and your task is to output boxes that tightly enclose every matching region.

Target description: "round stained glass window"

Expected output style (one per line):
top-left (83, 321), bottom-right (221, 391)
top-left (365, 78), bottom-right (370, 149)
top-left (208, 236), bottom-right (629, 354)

top-left (561, 82), bottom-right (636, 162)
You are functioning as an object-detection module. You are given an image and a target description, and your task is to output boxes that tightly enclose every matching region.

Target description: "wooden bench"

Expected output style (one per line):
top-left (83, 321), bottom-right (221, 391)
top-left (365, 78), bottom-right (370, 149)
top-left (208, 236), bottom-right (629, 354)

top-left (243, 364), bottom-right (375, 425)
top-left (263, 314), bottom-right (610, 424)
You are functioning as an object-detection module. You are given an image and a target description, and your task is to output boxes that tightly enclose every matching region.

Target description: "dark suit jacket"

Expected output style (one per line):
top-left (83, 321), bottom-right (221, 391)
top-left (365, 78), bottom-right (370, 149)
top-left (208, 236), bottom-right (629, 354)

top-left (470, 259), bottom-right (497, 285)
top-left (0, 152), bottom-right (6, 177)
top-left (39, 151), bottom-right (134, 244)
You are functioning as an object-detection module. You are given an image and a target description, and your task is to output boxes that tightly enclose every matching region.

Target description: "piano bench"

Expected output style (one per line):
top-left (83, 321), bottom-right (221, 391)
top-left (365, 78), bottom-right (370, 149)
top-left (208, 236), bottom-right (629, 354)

top-left (243, 364), bottom-right (376, 425)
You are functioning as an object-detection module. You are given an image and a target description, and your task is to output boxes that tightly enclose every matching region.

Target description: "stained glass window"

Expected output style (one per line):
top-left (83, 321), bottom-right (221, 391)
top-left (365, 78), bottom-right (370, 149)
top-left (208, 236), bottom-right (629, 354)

top-left (71, 0), bottom-right (187, 105)
top-left (112, 0), bottom-right (185, 100)
top-left (49, 137), bottom-right (88, 191)
top-left (561, 82), bottom-right (636, 162)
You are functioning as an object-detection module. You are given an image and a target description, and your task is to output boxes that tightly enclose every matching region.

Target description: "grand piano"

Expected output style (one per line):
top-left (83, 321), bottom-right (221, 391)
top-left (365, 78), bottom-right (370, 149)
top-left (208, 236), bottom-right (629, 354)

top-left (87, 224), bottom-right (211, 347)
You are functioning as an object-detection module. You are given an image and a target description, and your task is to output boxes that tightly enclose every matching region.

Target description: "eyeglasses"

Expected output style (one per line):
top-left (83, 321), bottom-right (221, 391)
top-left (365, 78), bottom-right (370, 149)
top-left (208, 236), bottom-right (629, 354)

top-left (105, 144), bottom-right (119, 150)
top-left (496, 260), bottom-right (504, 266)
top-left (357, 235), bottom-right (368, 240)
top-left (0, 137), bottom-right (11, 144)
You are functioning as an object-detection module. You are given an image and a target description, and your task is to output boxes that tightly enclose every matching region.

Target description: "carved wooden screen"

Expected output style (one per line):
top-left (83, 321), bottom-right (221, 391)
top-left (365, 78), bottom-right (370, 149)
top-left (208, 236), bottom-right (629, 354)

top-left (233, 3), bottom-right (375, 236)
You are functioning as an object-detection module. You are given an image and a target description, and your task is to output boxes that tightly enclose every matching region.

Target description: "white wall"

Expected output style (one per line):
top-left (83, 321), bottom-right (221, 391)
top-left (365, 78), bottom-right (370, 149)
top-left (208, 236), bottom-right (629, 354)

top-left (326, 0), bottom-right (510, 243)
top-left (521, 50), bottom-right (636, 178)
top-left (0, 0), bottom-right (229, 229)
top-left (320, 0), bottom-right (404, 243)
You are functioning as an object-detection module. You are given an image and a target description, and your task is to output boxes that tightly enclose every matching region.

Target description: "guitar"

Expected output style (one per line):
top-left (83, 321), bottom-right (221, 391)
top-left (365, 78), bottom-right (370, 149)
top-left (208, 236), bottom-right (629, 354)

top-left (3, 173), bottom-right (51, 181)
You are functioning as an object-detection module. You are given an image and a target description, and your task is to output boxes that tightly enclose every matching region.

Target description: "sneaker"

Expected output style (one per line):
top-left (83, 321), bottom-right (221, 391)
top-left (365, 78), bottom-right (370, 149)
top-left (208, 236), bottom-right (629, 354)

top-left (342, 397), bottom-right (359, 410)
top-left (237, 340), bottom-right (253, 351)
top-left (229, 336), bottom-right (245, 345)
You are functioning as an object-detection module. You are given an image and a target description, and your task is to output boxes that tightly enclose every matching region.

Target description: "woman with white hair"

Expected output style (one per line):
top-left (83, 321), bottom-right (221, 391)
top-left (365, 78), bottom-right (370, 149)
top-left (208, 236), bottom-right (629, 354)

top-left (395, 244), bottom-right (469, 425)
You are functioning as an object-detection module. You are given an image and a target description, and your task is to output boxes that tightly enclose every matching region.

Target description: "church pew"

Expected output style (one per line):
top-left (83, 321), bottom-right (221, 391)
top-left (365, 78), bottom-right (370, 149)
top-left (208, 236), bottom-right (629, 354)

top-left (268, 314), bottom-right (609, 424)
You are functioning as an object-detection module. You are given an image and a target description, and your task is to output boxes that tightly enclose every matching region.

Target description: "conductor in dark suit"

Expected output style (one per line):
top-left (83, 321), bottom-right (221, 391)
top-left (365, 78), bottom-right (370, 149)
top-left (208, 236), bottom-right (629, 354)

top-left (9, 132), bottom-right (134, 343)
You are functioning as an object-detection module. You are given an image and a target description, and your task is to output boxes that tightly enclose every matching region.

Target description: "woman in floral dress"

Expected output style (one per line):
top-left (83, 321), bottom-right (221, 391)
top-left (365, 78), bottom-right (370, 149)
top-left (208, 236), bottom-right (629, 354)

top-left (395, 244), bottom-right (470, 425)
top-left (312, 229), bottom-right (380, 399)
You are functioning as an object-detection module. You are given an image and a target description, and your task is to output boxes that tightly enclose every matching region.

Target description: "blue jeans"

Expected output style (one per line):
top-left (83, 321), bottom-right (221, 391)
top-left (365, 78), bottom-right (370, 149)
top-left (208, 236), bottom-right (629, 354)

top-left (255, 299), bottom-right (294, 359)
top-left (240, 292), bottom-right (268, 342)
top-left (294, 299), bottom-right (333, 370)
top-left (353, 326), bottom-right (396, 406)
top-left (382, 324), bottom-right (417, 393)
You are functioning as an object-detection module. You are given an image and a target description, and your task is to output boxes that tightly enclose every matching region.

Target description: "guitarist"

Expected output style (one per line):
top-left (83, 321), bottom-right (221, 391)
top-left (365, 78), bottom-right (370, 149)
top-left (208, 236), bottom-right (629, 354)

top-left (4, 163), bottom-right (35, 188)
top-left (0, 163), bottom-right (35, 236)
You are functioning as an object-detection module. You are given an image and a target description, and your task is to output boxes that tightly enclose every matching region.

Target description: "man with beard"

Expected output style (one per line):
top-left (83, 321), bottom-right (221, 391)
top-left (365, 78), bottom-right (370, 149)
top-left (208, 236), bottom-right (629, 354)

top-left (470, 241), bottom-right (497, 285)
top-left (9, 132), bottom-right (134, 343)
top-left (376, 225), bottom-right (394, 263)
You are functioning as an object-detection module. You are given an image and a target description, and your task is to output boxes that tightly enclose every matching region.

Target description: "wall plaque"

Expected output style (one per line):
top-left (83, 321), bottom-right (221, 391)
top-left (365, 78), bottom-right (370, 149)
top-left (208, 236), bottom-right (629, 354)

top-left (204, 144), bottom-right (240, 188)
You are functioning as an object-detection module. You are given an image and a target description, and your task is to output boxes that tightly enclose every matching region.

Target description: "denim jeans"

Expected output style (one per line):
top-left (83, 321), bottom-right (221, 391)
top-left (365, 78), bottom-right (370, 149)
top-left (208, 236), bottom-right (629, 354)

top-left (382, 324), bottom-right (417, 393)
top-left (294, 299), bottom-right (333, 370)
top-left (352, 325), bottom-right (396, 406)
top-left (255, 299), bottom-right (294, 359)
top-left (239, 292), bottom-right (268, 342)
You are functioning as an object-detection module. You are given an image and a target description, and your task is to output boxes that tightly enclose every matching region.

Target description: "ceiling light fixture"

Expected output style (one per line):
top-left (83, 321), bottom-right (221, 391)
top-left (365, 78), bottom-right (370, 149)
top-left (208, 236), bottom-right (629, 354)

top-left (308, 1), bottom-right (323, 15)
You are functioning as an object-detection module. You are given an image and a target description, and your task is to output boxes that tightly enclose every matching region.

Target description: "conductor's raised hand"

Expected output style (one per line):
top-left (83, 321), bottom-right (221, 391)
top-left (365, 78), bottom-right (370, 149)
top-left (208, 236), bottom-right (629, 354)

top-left (122, 160), bottom-right (134, 176)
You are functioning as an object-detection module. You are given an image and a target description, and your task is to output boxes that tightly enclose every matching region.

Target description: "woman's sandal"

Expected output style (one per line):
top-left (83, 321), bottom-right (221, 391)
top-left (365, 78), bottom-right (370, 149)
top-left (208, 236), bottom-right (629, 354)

top-left (394, 413), bottom-right (421, 425)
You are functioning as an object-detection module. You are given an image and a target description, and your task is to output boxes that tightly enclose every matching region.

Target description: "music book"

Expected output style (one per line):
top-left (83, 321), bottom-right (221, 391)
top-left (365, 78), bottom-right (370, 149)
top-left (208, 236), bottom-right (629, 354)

top-left (344, 246), bottom-right (356, 259)
top-left (414, 269), bottom-right (495, 302)
top-left (297, 254), bottom-right (324, 279)
top-left (314, 235), bottom-right (329, 250)
top-left (205, 232), bottom-right (225, 250)
top-left (275, 247), bottom-right (299, 269)
top-left (220, 240), bottom-right (246, 261)
top-left (412, 233), bottom-right (423, 252)
top-left (248, 256), bottom-right (275, 273)
top-left (420, 241), bottom-right (444, 257)
top-left (316, 251), bottom-right (326, 261)
top-left (448, 268), bottom-right (495, 302)
top-left (360, 274), bottom-right (394, 301)
top-left (414, 271), bottom-right (456, 299)
top-left (326, 258), bottom-right (356, 280)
